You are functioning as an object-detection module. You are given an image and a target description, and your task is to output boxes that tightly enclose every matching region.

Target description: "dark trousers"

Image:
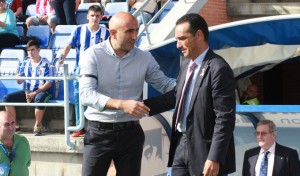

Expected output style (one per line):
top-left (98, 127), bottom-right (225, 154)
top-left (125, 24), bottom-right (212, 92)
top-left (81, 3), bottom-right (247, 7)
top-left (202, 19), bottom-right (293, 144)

top-left (172, 136), bottom-right (195, 176)
top-left (50, 0), bottom-right (76, 25)
top-left (0, 33), bottom-right (19, 48)
top-left (82, 123), bottom-right (145, 176)
top-left (3, 90), bottom-right (51, 110)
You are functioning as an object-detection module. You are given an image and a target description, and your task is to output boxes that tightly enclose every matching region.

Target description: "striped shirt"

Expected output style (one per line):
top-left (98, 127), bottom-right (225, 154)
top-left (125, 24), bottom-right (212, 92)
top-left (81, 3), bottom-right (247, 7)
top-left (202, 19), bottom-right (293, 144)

top-left (19, 57), bottom-right (52, 91)
top-left (35, 0), bottom-right (55, 15)
top-left (67, 24), bottom-right (110, 72)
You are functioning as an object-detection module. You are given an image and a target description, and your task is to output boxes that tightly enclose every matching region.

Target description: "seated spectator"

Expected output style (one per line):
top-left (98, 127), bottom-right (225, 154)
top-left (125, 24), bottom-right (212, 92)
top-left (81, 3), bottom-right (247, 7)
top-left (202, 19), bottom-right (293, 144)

top-left (241, 84), bottom-right (260, 105)
top-left (58, 4), bottom-right (109, 137)
top-left (26, 0), bottom-right (58, 33)
top-left (0, 0), bottom-right (20, 49)
top-left (4, 40), bottom-right (53, 136)
top-left (128, 0), bottom-right (166, 26)
top-left (6, 0), bottom-right (22, 17)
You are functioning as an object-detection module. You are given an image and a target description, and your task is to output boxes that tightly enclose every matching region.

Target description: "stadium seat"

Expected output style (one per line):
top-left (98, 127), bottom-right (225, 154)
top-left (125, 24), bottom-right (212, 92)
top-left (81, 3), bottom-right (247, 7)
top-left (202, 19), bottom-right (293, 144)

top-left (104, 2), bottom-right (129, 16)
top-left (0, 49), bottom-right (26, 61)
top-left (50, 49), bottom-right (76, 102)
top-left (54, 25), bottom-right (77, 34)
top-left (49, 25), bottom-right (76, 54)
top-left (16, 24), bottom-right (25, 38)
top-left (39, 49), bottom-right (54, 63)
top-left (26, 25), bottom-right (51, 48)
top-left (0, 57), bottom-right (23, 102)
top-left (25, 4), bottom-right (36, 16)
top-left (76, 3), bottom-right (101, 25)
top-left (136, 23), bottom-right (159, 46)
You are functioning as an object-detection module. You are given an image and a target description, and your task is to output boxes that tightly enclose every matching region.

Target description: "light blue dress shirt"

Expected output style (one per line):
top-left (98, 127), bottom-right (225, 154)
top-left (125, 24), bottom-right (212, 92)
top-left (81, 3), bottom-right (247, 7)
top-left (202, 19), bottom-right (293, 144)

top-left (79, 39), bottom-right (176, 122)
top-left (178, 48), bottom-right (209, 132)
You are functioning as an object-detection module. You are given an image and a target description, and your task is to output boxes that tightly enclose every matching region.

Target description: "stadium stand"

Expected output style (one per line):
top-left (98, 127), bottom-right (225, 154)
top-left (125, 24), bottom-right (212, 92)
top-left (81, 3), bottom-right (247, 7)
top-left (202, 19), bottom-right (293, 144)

top-left (26, 25), bottom-right (51, 48)
top-left (75, 2), bottom-right (101, 25)
top-left (49, 25), bottom-right (76, 54)
top-left (104, 2), bottom-right (129, 16)
top-left (25, 4), bottom-right (36, 16)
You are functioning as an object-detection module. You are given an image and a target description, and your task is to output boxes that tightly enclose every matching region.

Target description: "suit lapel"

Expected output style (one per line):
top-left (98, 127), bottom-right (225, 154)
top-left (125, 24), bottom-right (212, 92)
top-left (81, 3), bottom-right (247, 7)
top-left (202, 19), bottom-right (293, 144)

top-left (175, 60), bottom-right (189, 107)
top-left (250, 152), bottom-right (259, 175)
top-left (188, 60), bottom-right (209, 112)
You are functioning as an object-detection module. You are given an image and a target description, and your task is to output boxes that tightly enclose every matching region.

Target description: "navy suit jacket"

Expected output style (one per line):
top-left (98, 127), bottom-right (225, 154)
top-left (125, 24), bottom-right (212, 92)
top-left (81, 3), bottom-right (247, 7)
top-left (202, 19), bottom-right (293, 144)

top-left (144, 49), bottom-right (236, 175)
top-left (242, 143), bottom-right (300, 176)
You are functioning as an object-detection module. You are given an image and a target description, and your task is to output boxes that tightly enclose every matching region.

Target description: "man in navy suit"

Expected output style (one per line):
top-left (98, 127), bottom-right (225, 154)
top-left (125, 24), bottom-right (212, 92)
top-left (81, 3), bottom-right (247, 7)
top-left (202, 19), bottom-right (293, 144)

top-left (144, 13), bottom-right (236, 176)
top-left (243, 120), bottom-right (300, 176)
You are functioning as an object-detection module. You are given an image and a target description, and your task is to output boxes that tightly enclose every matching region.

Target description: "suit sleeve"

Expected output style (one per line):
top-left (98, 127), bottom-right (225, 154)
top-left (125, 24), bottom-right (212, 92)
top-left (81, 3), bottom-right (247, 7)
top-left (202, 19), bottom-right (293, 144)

top-left (242, 151), bottom-right (251, 176)
top-left (207, 58), bottom-right (236, 164)
top-left (290, 149), bottom-right (300, 176)
top-left (144, 88), bottom-right (176, 116)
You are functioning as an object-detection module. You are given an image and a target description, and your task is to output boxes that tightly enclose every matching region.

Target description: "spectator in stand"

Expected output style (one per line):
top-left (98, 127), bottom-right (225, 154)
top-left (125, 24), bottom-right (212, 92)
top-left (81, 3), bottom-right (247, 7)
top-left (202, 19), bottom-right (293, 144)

top-left (6, 0), bottom-right (22, 17)
top-left (49, 0), bottom-right (76, 25)
top-left (22, 0), bottom-right (36, 15)
top-left (128, 0), bottom-right (166, 26)
top-left (241, 84), bottom-right (260, 105)
top-left (25, 0), bottom-right (58, 33)
top-left (0, 0), bottom-right (19, 49)
top-left (0, 111), bottom-right (31, 176)
top-left (58, 4), bottom-right (109, 137)
top-left (3, 40), bottom-right (53, 136)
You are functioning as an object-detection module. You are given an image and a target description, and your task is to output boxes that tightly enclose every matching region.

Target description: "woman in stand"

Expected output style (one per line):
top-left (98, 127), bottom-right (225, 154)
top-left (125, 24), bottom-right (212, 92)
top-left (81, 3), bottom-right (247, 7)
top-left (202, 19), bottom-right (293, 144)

top-left (0, 0), bottom-right (19, 49)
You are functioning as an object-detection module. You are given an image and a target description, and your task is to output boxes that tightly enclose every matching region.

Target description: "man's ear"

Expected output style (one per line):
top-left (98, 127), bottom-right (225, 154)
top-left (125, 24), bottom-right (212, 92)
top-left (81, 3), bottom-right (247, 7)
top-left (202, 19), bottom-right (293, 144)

top-left (109, 29), bottom-right (116, 38)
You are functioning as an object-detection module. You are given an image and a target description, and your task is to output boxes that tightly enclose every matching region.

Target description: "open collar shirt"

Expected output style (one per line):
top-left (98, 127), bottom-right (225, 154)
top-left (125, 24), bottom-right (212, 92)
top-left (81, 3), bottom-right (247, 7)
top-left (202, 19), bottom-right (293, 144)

top-left (79, 39), bottom-right (176, 122)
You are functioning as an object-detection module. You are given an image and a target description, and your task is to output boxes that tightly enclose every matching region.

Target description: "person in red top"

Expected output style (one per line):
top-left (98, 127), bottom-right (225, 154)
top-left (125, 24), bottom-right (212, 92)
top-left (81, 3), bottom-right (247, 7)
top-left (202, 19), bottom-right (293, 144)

top-left (7, 0), bottom-right (22, 16)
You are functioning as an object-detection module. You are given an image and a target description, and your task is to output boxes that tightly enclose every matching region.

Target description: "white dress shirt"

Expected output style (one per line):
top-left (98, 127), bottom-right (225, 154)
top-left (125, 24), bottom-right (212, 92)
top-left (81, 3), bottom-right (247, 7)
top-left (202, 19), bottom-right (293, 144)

top-left (255, 142), bottom-right (276, 176)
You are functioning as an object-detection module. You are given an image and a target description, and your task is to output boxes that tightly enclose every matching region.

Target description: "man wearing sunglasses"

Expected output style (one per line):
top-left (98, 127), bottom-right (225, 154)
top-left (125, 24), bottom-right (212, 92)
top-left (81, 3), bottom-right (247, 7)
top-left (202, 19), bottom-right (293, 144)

top-left (0, 111), bottom-right (31, 176)
top-left (243, 120), bottom-right (300, 176)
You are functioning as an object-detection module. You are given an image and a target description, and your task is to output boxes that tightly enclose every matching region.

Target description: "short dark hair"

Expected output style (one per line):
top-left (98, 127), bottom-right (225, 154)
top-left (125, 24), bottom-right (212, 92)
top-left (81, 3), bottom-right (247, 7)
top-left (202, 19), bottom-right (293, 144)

top-left (26, 40), bottom-right (40, 50)
top-left (176, 13), bottom-right (209, 42)
top-left (88, 4), bottom-right (105, 15)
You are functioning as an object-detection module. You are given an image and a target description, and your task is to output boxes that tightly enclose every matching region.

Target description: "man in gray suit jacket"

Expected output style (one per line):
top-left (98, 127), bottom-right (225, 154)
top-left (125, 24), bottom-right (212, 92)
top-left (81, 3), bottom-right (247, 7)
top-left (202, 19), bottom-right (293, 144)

top-left (243, 120), bottom-right (300, 176)
top-left (144, 13), bottom-right (236, 176)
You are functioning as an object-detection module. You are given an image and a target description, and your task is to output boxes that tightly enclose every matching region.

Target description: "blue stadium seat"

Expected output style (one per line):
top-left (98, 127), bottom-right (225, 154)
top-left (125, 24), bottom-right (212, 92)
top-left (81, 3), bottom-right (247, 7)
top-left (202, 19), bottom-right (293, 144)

top-left (49, 49), bottom-right (77, 102)
top-left (0, 57), bottom-right (23, 102)
top-left (0, 49), bottom-right (26, 61)
top-left (25, 4), bottom-right (36, 16)
top-left (54, 25), bottom-right (77, 34)
top-left (39, 49), bottom-right (54, 64)
top-left (104, 2), bottom-right (129, 16)
top-left (16, 23), bottom-right (25, 38)
top-left (76, 3), bottom-right (101, 25)
top-left (48, 34), bottom-right (70, 54)
top-left (26, 25), bottom-right (51, 48)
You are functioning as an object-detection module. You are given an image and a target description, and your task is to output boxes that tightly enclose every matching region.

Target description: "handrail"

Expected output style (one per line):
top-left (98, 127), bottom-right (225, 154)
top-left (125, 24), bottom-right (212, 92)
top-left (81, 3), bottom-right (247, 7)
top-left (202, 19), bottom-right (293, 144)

top-left (0, 64), bottom-right (84, 149)
top-left (133, 0), bottom-right (173, 45)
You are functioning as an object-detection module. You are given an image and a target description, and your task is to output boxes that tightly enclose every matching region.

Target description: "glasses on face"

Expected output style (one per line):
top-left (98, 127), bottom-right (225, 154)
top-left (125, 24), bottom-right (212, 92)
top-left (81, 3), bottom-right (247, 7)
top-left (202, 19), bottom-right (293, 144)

top-left (255, 131), bottom-right (273, 137)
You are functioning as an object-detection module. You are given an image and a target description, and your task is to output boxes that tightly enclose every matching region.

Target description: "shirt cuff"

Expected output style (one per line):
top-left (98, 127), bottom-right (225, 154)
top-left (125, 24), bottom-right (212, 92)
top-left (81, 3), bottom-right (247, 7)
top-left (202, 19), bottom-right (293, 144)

top-left (97, 95), bottom-right (110, 112)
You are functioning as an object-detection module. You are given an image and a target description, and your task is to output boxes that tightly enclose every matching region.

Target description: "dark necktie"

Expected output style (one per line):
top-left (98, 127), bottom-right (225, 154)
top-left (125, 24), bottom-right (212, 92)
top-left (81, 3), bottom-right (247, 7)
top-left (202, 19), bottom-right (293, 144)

top-left (260, 151), bottom-right (270, 176)
top-left (175, 61), bottom-right (198, 128)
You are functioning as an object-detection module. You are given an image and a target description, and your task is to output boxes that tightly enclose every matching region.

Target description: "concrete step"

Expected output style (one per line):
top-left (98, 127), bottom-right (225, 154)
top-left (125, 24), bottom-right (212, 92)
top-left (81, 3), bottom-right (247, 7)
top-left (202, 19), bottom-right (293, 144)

top-left (23, 133), bottom-right (116, 176)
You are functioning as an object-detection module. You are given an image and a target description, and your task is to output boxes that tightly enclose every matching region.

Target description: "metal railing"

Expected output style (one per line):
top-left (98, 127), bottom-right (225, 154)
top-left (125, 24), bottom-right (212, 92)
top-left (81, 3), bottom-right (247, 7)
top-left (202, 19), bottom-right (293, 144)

top-left (0, 64), bottom-right (84, 149)
top-left (133, 0), bottom-right (173, 45)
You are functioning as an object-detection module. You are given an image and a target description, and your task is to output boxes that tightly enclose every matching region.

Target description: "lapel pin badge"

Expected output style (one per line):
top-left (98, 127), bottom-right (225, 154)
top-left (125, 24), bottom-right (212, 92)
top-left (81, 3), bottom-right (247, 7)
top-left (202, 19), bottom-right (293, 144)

top-left (200, 68), bottom-right (205, 77)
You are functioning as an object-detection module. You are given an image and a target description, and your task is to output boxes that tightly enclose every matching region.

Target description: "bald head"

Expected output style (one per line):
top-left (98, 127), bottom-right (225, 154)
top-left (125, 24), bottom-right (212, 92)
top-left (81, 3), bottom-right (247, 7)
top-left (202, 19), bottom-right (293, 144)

top-left (0, 111), bottom-right (12, 122)
top-left (108, 12), bottom-right (139, 57)
top-left (109, 12), bottom-right (138, 30)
